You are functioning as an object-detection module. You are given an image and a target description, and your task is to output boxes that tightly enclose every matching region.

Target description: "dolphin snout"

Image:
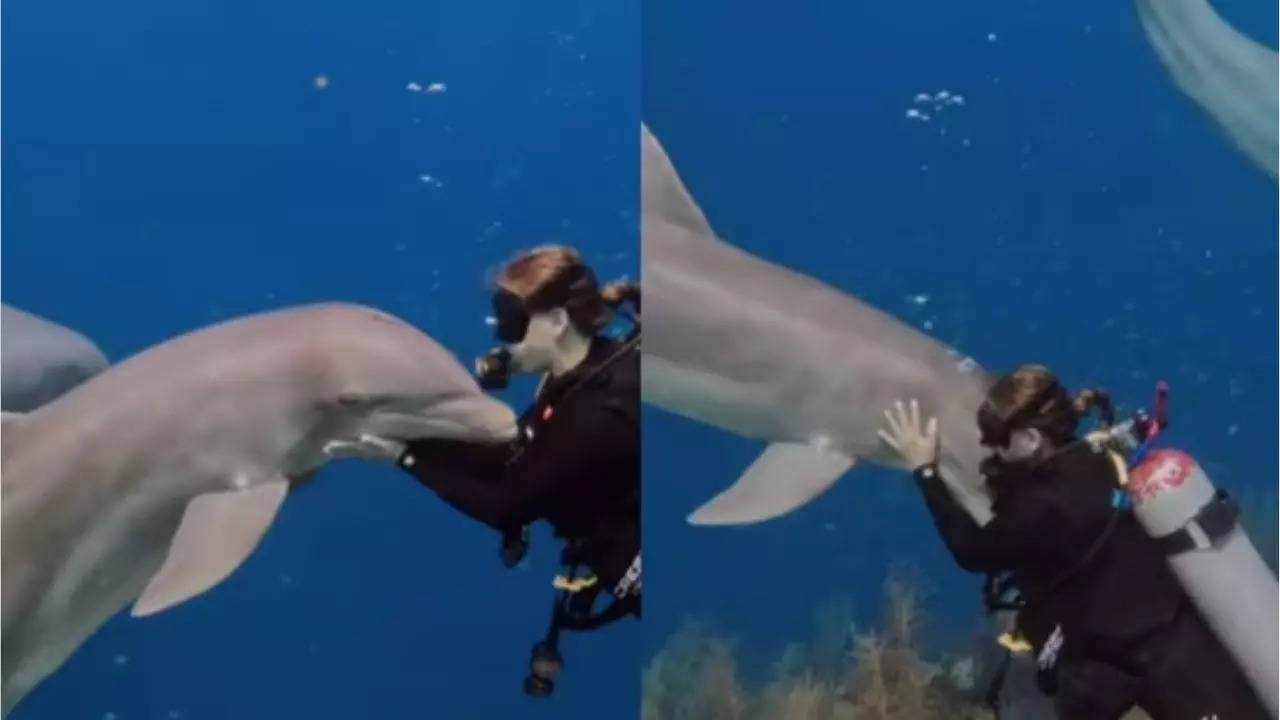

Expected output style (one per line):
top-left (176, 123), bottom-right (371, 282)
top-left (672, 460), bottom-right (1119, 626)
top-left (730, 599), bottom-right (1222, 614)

top-left (477, 402), bottom-right (519, 442)
top-left (435, 396), bottom-right (518, 443)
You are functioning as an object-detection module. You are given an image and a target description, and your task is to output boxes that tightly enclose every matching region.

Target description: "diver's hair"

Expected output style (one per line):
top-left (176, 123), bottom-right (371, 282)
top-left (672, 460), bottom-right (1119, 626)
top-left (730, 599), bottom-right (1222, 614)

top-left (980, 364), bottom-right (1114, 446)
top-left (495, 244), bottom-right (639, 335)
top-left (1071, 387), bottom-right (1115, 427)
top-left (496, 244), bottom-right (582, 299)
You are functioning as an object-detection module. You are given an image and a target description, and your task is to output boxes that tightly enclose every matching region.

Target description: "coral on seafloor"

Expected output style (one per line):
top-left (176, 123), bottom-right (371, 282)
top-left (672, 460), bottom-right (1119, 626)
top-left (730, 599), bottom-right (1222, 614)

top-left (641, 570), bottom-right (1162, 720)
top-left (642, 570), bottom-right (995, 720)
top-left (643, 490), bottom-right (1276, 720)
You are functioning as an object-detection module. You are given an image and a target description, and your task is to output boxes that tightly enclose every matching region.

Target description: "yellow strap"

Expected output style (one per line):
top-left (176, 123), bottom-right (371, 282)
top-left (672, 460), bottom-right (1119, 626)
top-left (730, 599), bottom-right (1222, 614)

top-left (998, 631), bottom-right (1033, 653)
top-left (553, 574), bottom-right (598, 593)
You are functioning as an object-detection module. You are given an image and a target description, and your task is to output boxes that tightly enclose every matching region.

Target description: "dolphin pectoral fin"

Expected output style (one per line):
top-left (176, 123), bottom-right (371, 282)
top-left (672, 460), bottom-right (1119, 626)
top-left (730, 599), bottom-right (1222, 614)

top-left (687, 442), bottom-right (855, 526)
top-left (131, 479), bottom-right (289, 617)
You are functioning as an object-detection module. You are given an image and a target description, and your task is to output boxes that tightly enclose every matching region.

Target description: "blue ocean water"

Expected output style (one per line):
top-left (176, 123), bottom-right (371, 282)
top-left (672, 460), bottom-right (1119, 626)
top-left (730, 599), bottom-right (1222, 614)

top-left (3, 0), bottom-right (638, 717)
top-left (643, 0), bottom-right (1277, 679)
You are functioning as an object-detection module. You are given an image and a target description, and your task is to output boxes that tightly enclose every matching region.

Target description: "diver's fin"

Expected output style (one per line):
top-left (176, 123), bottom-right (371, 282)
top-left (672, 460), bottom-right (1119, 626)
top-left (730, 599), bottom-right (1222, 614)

top-left (641, 123), bottom-right (716, 238)
top-left (687, 441), bottom-right (855, 525)
top-left (132, 479), bottom-right (289, 617)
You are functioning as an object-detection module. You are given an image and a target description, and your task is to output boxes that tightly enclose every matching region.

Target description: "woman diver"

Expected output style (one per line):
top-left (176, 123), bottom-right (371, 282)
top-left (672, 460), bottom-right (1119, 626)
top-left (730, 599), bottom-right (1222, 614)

top-left (343, 244), bottom-right (640, 697)
top-left (878, 364), bottom-right (1268, 720)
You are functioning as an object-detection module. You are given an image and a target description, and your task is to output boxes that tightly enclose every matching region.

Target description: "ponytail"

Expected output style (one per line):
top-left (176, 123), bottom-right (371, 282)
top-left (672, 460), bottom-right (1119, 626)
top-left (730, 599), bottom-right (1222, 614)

top-left (985, 364), bottom-right (1115, 446)
top-left (1072, 387), bottom-right (1115, 427)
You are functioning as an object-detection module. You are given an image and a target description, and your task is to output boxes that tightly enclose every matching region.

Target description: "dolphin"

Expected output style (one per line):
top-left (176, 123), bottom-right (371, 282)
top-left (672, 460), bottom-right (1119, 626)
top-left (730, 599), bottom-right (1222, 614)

top-left (2, 304), bottom-right (108, 412)
top-left (640, 123), bottom-right (997, 528)
top-left (1135, 0), bottom-right (1278, 179)
top-left (0, 302), bottom-right (518, 715)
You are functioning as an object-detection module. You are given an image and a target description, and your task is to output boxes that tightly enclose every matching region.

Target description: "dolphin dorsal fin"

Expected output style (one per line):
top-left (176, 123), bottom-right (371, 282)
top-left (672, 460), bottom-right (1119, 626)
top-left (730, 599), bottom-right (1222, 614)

top-left (641, 123), bottom-right (716, 239)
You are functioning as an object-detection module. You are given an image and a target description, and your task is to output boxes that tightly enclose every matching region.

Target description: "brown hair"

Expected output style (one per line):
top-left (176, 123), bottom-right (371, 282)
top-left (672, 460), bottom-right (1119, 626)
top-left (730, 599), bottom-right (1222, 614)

top-left (978, 364), bottom-right (1114, 446)
top-left (495, 244), bottom-right (639, 335)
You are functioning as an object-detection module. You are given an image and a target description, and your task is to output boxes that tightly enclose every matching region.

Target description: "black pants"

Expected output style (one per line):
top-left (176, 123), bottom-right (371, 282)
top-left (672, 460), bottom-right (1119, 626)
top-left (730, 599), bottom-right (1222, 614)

top-left (1054, 601), bottom-right (1270, 720)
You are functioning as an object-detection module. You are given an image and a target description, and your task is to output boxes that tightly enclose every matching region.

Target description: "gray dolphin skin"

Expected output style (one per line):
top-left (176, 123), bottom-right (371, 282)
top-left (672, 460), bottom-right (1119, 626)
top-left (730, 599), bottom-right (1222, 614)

top-left (1136, 0), bottom-right (1278, 179)
top-left (640, 123), bottom-right (997, 529)
top-left (2, 304), bottom-right (108, 412)
top-left (0, 302), bottom-right (518, 715)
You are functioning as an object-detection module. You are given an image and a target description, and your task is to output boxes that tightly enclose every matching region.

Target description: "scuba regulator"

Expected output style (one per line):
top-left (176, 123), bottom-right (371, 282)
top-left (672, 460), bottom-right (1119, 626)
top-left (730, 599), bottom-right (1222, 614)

top-left (474, 262), bottom-right (639, 393)
top-left (475, 347), bottom-right (514, 391)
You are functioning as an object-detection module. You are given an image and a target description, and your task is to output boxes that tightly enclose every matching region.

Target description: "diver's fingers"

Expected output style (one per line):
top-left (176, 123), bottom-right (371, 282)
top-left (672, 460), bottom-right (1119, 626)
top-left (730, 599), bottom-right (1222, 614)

top-left (877, 429), bottom-right (901, 452)
top-left (883, 407), bottom-right (902, 436)
top-left (894, 399), bottom-right (909, 430)
top-left (910, 398), bottom-right (920, 430)
top-left (926, 416), bottom-right (938, 440)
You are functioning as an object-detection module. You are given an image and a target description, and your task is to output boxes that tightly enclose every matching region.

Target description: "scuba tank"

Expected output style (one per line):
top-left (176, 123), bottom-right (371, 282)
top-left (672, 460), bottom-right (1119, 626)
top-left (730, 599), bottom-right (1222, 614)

top-left (1101, 383), bottom-right (1278, 716)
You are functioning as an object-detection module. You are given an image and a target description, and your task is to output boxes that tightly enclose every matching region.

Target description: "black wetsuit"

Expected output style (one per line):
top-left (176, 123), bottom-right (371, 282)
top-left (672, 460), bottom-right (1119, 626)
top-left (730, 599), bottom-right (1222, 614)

top-left (914, 442), bottom-right (1268, 720)
top-left (395, 334), bottom-right (640, 624)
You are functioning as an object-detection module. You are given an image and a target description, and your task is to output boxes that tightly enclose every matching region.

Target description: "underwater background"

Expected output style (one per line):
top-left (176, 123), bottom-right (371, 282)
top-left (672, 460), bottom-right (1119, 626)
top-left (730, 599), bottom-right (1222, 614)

top-left (641, 0), bottom-right (1277, 715)
top-left (3, 0), bottom-right (638, 717)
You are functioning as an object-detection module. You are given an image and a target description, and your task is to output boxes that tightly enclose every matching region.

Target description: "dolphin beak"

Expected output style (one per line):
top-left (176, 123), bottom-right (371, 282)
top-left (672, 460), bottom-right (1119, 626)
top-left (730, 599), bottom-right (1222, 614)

top-left (433, 396), bottom-right (519, 443)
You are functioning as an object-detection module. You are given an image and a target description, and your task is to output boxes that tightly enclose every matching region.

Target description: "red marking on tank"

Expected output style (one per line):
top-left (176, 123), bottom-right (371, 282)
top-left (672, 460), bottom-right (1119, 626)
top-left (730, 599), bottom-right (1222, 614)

top-left (542, 405), bottom-right (554, 421)
top-left (1128, 449), bottom-right (1194, 505)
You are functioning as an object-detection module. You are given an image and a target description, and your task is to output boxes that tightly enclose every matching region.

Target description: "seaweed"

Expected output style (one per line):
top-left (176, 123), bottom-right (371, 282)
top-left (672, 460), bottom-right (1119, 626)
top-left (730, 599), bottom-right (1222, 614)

top-left (643, 570), bottom-right (999, 720)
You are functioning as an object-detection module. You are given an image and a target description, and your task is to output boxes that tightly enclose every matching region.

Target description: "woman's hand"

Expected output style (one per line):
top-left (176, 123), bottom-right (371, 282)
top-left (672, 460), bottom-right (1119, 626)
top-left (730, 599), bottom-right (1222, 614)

top-left (877, 398), bottom-right (940, 471)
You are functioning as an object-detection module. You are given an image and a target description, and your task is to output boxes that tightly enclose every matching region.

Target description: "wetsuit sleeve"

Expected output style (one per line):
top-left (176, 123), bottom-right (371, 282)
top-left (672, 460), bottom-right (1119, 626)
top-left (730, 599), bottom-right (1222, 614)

top-left (913, 463), bottom-right (1057, 573)
top-left (394, 438), bottom-right (515, 532)
top-left (399, 437), bottom-right (512, 485)
top-left (404, 398), bottom-right (634, 530)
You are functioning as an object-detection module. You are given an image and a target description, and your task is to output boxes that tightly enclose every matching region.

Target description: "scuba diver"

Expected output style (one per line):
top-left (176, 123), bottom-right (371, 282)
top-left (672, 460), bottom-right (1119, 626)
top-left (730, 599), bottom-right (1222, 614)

top-left (877, 364), bottom-right (1269, 720)
top-left (340, 244), bottom-right (639, 697)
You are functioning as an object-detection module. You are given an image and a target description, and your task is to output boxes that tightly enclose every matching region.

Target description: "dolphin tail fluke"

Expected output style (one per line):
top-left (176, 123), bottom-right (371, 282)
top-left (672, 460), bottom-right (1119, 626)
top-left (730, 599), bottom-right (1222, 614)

top-left (687, 441), bottom-right (855, 525)
top-left (132, 479), bottom-right (289, 617)
top-left (1134, 0), bottom-right (1279, 179)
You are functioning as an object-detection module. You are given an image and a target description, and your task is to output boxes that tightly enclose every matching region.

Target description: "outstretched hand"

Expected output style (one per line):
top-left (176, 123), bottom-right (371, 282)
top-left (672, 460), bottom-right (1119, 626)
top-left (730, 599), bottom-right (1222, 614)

top-left (877, 398), bottom-right (940, 471)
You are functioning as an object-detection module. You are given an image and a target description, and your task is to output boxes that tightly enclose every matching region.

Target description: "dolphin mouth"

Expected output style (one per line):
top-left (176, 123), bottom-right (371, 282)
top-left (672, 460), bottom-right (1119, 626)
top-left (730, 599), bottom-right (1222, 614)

top-left (424, 397), bottom-right (518, 443)
top-left (355, 395), bottom-right (518, 444)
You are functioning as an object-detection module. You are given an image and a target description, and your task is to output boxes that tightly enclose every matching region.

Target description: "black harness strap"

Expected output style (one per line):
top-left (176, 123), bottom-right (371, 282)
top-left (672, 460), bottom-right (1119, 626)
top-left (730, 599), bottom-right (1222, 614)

top-left (1150, 489), bottom-right (1239, 556)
